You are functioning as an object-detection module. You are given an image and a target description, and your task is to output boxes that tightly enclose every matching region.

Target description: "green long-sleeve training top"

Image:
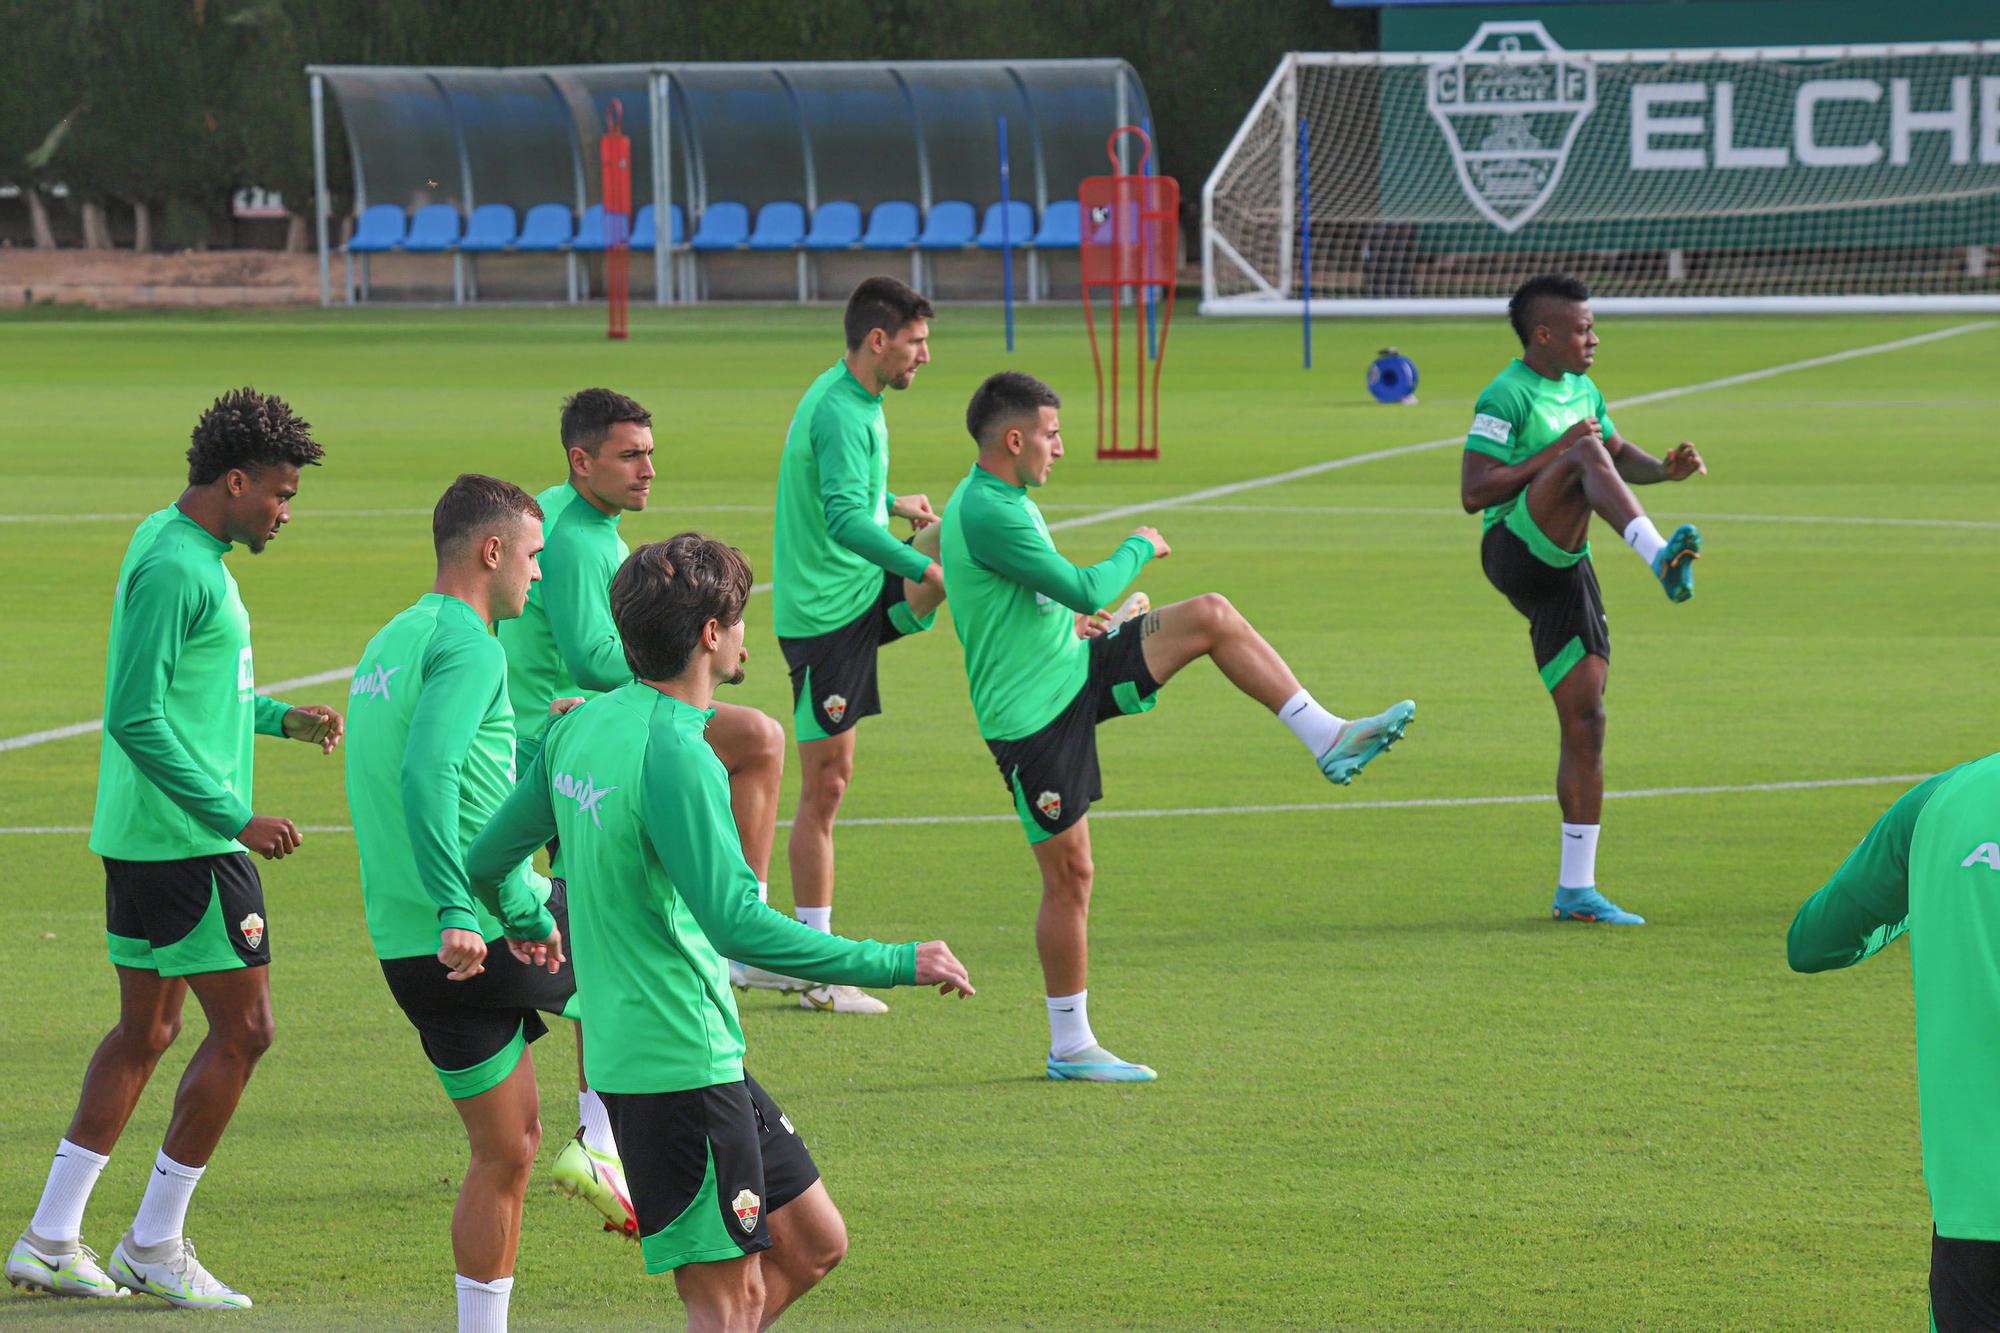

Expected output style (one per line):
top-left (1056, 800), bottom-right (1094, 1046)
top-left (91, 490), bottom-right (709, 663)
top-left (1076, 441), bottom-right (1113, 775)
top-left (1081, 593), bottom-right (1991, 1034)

top-left (91, 506), bottom-right (295, 861)
top-left (938, 463), bottom-right (1153, 741)
top-left (345, 593), bottom-right (551, 960)
top-left (467, 683), bottom-right (916, 1093)
top-left (1787, 755), bottom-right (2000, 1242)
top-left (498, 482), bottom-right (630, 734)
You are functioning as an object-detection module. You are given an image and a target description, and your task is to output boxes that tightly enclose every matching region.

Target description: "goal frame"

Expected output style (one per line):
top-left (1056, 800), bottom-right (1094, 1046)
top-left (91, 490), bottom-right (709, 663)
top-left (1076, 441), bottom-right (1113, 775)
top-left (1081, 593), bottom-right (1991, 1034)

top-left (1201, 41), bottom-right (2000, 317)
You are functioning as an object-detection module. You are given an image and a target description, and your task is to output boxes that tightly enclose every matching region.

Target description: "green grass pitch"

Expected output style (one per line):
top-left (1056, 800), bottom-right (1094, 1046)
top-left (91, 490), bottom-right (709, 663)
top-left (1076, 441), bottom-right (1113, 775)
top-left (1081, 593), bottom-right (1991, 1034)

top-left (3, 302), bottom-right (1996, 1329)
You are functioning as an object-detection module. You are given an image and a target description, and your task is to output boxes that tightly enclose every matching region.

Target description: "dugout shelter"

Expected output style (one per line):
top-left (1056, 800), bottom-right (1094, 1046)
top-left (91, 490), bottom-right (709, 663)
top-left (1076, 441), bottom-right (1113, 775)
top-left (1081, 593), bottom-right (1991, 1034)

top-left (308, 59), bottom-right (1155, 306)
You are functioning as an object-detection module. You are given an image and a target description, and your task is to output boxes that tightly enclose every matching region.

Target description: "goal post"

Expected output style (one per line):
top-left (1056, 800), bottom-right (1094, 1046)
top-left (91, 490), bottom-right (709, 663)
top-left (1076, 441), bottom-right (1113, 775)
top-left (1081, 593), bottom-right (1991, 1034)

top-left (1202, 27), bottom-right (2000, 316)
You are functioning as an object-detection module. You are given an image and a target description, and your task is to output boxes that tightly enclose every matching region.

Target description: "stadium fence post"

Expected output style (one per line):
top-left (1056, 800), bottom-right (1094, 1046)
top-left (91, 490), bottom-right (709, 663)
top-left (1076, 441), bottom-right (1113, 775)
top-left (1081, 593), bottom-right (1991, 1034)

top-left (1299, 115), bottom-right (1311, 369)
top-left (999, 116), bottom-right (1015, 352)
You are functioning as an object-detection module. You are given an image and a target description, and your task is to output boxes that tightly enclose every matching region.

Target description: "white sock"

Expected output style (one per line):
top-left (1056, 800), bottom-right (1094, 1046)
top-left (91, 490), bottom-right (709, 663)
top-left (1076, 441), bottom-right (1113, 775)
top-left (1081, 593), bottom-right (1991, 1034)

top-left (577, 1090), bottom-right (617, 1158)
top-left (1046, 991), bottom-right (1096, 1058)
top-left (1623, 515), bottom-right (1666, 566)
top-left (129, 1150), bottom-right (204, 1248)
top-left (756, 880), bottom-right (769, 905)
top-left (1278, 689), bottom-right (1346, 758)
top-left (1559, 823), bottom-right (1600, 890)
top-left (456, 1273), bottom-right (513, 1333)
top-left (795, 905), bottom-right (832, 934)
top-left (28, 1139), bottom-right (109, 1245)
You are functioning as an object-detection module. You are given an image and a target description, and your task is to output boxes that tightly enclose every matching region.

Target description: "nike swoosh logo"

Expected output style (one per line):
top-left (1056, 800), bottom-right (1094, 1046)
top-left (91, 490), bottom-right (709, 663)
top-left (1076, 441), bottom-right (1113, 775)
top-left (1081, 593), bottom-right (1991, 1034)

top-left (1564, 833), bottom-right (1584, 840)
top-left (1053, 1007), bottom-right (1074, 1012)
top-left (155, 1166), bottom-right (168, 1176)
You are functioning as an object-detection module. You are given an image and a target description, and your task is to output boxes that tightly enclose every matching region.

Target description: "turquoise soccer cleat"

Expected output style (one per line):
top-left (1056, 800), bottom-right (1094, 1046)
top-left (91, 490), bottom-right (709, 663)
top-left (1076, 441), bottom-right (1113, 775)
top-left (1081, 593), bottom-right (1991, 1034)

top-left (1317, 700), bottom-right (1416, 786)
top-left (1650, 523), bottom-right (1701, 602)
top-left (1047, 1043), bottom-right (1157, 1083)
top-left (1551, 886), bottom-right (1646, 926)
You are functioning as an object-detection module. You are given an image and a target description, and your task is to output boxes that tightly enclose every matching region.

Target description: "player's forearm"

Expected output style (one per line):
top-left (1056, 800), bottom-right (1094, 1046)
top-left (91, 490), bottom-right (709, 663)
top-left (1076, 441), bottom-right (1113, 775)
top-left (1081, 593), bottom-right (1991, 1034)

top-left (105, 713), bottom-right (254, 837)
top-left (1612, 440), bottom-right (1665, 485)
top-left (465, 783), bottom-right (558, 938)
top-left (1002, 535), bottom-right (1152, 614)
top-left (825, 501), bottom-right (933, 581)
top-left (1785, 884), bottom-right (1907, 972)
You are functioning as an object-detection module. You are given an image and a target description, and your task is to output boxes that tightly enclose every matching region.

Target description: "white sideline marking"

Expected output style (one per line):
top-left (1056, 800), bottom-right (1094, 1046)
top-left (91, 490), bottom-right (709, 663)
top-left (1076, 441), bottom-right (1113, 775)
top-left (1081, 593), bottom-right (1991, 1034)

top-left (1043, 320), bottom-right (1995, 535)
top-left (3, 319), bottom-right (1989, 755)
top-left (0, 503), bottom-right (772, 524)
top-left (0, 771), bottom-right (1934, 837)
top-left (1044, 503), bottom-right (2000, 532)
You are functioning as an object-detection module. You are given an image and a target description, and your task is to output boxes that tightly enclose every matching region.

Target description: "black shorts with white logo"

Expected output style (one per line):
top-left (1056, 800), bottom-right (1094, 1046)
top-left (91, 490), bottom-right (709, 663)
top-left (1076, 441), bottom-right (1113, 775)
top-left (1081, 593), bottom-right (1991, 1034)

top-left (1933, 1228), bottom-right (2000, 1332)
top-left (601, 1073), bottom-right (819, 1275)
top-left (378, 879), bottom-right (578, 1100)
top-left (104, 851), bottom-right (269, 977)
top-left (779, 565), bottom-right (929, 741)
top-left (1481, 519), bottom-right (1609, 693)
top-left (984, 624), bottom-right (1161, 844)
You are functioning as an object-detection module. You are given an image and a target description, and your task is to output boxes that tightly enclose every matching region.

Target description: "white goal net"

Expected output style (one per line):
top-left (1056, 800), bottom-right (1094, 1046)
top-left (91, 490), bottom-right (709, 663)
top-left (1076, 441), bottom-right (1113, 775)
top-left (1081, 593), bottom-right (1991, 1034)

top-left (1202, 24), bottom-right (2000, 314)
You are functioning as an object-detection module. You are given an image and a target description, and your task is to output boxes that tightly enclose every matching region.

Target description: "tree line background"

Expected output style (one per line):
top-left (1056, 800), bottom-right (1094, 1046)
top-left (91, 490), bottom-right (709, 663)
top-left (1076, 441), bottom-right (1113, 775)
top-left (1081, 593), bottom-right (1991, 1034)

top-left (0, 0), bottom-right (1371, 252)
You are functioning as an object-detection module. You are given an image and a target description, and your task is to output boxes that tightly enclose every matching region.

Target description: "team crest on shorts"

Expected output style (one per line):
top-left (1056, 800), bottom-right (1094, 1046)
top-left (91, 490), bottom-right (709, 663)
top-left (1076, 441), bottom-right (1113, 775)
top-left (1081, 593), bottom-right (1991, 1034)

top-left (821, 694), bottom-right (847, 725)
top-left (1036, 790), bottom-right (1062, 821)
top-left (238, 913), bottom-right (265, 950)
top-left (731, 1188), bottom-right (762, 1234)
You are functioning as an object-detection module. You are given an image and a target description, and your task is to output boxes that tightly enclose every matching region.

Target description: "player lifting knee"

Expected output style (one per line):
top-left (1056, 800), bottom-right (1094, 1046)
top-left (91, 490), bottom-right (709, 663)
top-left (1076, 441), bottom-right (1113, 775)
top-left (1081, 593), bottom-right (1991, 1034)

top-left (1460, 273), bottom-right (1707, 927)
top-left (939, 372), bottom-right (1416, 1082)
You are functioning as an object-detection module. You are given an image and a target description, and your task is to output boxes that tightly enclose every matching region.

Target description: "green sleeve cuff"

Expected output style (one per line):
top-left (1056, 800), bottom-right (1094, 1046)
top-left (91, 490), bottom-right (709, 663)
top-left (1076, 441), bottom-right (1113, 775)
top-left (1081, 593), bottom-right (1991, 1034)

top-left (507, 904), bottom-right (556, 942)
top-left (216, 795), bottom-right (254, 841)
top-left (891, 541), bottom-right (934, 583)
top-left (437, 906), bottom-right (480, 935)
top-left (253, 696), bottom-right (294, 737)
top-left (1120, 534), bottom-right (1155, 566)
top-left (894, 941), bottom-right (918, 987)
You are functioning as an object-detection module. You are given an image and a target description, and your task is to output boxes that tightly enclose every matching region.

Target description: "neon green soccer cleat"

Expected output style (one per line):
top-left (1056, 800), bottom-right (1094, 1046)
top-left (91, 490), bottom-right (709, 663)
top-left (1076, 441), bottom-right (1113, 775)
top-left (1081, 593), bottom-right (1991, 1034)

top-left (6, 1230), bottom-right (127, 1298)
top-left (551, 1130), bottom-right (638, 1239)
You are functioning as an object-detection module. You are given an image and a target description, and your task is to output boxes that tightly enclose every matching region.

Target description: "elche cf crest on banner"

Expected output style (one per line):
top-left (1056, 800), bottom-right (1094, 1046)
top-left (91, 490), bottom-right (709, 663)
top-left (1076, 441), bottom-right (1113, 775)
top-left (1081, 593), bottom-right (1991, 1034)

top-left (1426, 21), bottom-right (1596, 233)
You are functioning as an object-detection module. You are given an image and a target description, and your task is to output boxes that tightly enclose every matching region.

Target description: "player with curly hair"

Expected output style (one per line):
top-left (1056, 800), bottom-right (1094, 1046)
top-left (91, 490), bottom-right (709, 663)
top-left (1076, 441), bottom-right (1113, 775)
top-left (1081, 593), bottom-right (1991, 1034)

top-left (7, 388), bottom-right (342, 1311)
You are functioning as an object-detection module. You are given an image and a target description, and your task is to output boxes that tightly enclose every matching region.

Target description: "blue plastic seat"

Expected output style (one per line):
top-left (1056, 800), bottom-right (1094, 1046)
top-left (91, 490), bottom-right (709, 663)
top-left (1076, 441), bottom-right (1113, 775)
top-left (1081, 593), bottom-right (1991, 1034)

top-left (803, 202), bottom-right (862, 250)
top-left (400, 204), bottom-right (461, 253)
top-left (975, 201), bottom-right (1036, 249)
top-left (514, 203), bottom-right (575, 252)
top-left (575, 204), bottom-right (638, 253)
top-left (345, 203), bottom-right (406, 254)
top-left (746, 202), bottom-right (806, 251)
top-left (861, 201), bottom-right (920, 249)
top-left (1032, 200), bottom-right (1081, 250)
top-left (916, 200), bottom-right (977, 250)
top-left (458, 204), bottom-right (517, 253)
top-left (689, 202), bottom-right (750, 251)
top-left (628, 204), bottom-right (656, 251)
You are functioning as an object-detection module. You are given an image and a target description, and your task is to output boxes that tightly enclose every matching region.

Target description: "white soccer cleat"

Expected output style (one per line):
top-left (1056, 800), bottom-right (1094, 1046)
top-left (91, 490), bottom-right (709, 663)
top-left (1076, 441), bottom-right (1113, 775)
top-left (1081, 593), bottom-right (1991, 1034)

top-left (1101, 590), bottom-right (1150, 631)
top-left (799, 984), bottom-right (889, 1015)
top-left (108, 1234), bottom-right (251, 1309)
top-left (6, 1230), bottom-right (128, 1298)
top-left (731, 961), bottom-right (809, 994)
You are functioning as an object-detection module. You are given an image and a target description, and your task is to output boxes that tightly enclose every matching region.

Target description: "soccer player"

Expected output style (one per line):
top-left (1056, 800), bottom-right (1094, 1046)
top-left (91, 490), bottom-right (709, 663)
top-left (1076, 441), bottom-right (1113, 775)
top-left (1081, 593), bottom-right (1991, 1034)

top-left (1459, 274), bottom-right (1707, 927)
top-left (345, 474), bottom-right (605, 1332)
top-left (940, 372), bottom-right (1415, 1082)
top-left (1787, 757), bottom-right (2000, 1328)
top-left (772, 276), bottom-right (947, 1015)
top-left (467, 533), bottom-right (973, 1333)
top-left (498, 387), bottom-right (784, 1224)
top-left (7, 389), bottom-right (340, 1308)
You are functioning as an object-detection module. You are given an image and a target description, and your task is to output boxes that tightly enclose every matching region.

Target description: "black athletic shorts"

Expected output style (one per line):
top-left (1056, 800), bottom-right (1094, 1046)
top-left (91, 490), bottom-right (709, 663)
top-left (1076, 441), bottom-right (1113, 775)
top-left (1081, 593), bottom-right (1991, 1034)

top-left (601, 1073), bottom-right (819, 1276)
top-left (1933, 1228), bottom-right (2000, 1332)
top-left (779, 564), bottom-right (932, 741)
top-left (1481, 516), bottom-right (1609, 693)
top-left (985, 623), bottom-right (1161, 844)
top-left (104, 851), bottom-right (269, 977)
top-left (378, 879), bottom-right (578, 1100)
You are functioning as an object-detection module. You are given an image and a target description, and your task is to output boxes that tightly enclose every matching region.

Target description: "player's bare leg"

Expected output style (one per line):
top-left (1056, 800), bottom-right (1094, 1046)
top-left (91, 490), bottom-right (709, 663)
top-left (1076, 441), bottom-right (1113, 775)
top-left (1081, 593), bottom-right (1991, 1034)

top-left (157, 967), bottom-right (275, 1167)
top-left (902, 520), bottom-right (946, 620)
top-left (675, 1252), bottom-right (765, 1333)
top-left (1525, 435), bottom-right (1642, 547)
top-left (1136, 594), bottom-right (1414, 785)
top-left (704, 702), bottom-right (785, 881)
top-left (1030, 818), bottom-right (1149, 1081)
top-left (757, 1181), bottom-right (846, 1328)
top-left (64, 968), bottom-right (191, 1154)
top-left (788, 730), bottom-right (854, 920)
top-left (1547, 653), bottom-right (1641, 924)
top-left (449, 1053), bottom-right (541, 1283)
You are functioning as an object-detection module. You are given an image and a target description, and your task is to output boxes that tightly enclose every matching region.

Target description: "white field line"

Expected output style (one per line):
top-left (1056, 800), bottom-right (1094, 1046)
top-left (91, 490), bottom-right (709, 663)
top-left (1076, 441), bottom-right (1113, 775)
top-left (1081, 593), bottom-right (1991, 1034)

top-left (1039, 502), bottom-right (2000, 532)
top-left (1042, 319), bottom-right (1995, 536)
top-left (0, 503), bottom-right (772, 524)
top-left (5, 319), bottom-right (1989, 756)
top-left (0, 771), bottom-right (1934, 837)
